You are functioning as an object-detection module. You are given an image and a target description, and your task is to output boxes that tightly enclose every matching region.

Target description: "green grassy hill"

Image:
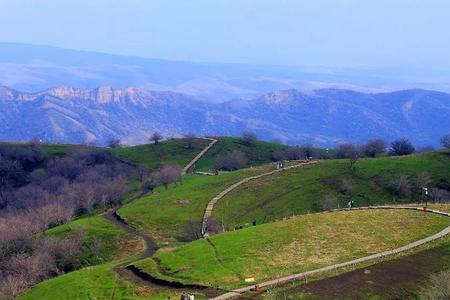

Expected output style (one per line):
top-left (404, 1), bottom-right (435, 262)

top-left (117, 164), bottom-right (277, 245)
top-left (16, 140), bottom-right (450, 300)
top-left (20, 215), bottom-right (148, 300)
top-left (45, 214), bottom-right (141, 263)
top-left (117, 152), bottom-right (449, 246)
top-left (113, 138), bottom-right (210, 169)
top-left (132, 209), bottom-right (448, 290)
top-left (192, 137), bottom-right (289, 171)
top-left (212, 152), bottom-right (450, 229)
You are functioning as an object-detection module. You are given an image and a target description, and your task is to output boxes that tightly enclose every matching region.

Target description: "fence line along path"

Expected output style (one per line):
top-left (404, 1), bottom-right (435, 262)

top-left (209, 206), bottom-right (450, 300)
top-left (201, 161), bottom-right (318, 237)
top-left (182, 138), bottom-right (218, 175)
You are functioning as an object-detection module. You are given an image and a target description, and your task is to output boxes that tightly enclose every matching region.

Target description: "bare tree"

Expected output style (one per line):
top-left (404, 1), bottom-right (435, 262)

top-left (392, 175), bottom-right (412, 198)
top-left (136, 165), bottom-right (149, 183)
top-left (150, 132), bottom-right (163, 144)
top-left (389, 138), bottom-right (415, 156)
top-left (141, 171), bottom-right (160, 193)
top-left (0, 155), bottom-right (25, 189)
top-left (299, 144), bottom-right (314, 158)
top-left (0, 145), bottom-right (133, 298)
top-left (159, 164), bottom-right (182, 189)
top-left (336, 143), bottom-right (361, 170)
top-left (272, 149), bottom-right (287, 162)
top-left (322, 195), bottom-right (339, 211)
top-left (416, 172), bottom-right (431, 190)
top-left (430, 189), bottom-right (450, 203)
top-left (364, 138), bottom-right (386, 157)
top-left (214, 150), bottom-right (248, 171)
top-left (285, 147), bottom-right (303, 160)
top-left (340, 180), bottom-right (354, 195)
top-left (183, 133), bottom-right (197, 149)
top-left (441, 134), bottom-right (450, 149)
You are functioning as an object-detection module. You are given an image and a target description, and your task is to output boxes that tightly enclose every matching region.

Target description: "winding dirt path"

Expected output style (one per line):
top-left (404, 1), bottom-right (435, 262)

top-left (104, 210), bottom-right (158, 259)
top-left (209, 206), bottom-right (450, 300)
top-left (107, 136), bottom-right (218, 258)
top-left (103, 137), bottom-right (220, 292)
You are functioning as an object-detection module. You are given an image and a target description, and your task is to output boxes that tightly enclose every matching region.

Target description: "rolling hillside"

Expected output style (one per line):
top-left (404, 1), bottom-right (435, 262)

top-left (116, 151), bottom-right (450, 245)
top-left (132, 209), bottom-right (448, 289)
top-left (116, 164), bottom-right (277, 245)
top-left (113, 138), bottom-right (211, 169)
top-left (212, 152), bottom-right (450, 229)
top-left (12, 140), bottom-right (450, 300)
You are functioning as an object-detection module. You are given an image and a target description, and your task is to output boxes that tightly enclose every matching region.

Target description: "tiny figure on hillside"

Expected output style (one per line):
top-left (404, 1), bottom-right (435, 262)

top-left (180, 294), bottom-right (194, 300)
top-left (252, 220), bottom-right (257, 226)
top-left (347, 200), bottom-right (355, 209)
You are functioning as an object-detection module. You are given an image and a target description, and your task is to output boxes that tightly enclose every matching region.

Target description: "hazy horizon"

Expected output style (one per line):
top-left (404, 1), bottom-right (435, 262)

top-left (1, 0), bottom-right (450, 71)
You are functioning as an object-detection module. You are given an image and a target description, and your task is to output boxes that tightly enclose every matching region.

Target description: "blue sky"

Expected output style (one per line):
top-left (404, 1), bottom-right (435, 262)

top-left (0, 0), bottom-right (449, 69)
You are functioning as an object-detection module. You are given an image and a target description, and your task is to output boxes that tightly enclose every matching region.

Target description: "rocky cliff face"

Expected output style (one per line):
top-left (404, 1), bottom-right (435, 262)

top-left (0, 85), bottom-right (449, 146)
top-left (41, 86), bottom-right (155, 104)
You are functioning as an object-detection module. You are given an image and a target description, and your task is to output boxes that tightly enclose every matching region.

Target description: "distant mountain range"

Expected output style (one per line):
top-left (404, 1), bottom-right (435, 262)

top-left (4, 43), bottom-right (450, 103)
top-left (1, 85), bottom-right (449, 146)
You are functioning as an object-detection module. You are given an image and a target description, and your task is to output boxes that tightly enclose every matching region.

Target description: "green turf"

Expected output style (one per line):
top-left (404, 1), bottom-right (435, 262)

top-left (192, 137), bottom-right (289, 172)
top-left (112, 138), bottom-right (210, 169)
top-left (212, 152), bottom-right (450, 229)
top-left (46, 214), bottom-right (139, 264)
top-left (20, 258), bottom-right (208, 300)
top-left (20, 260), bottom-right (153, 300)
top-left (117, 164), bottom-right (277, 245)
top-left (133, 209), bottom-right (449, 290)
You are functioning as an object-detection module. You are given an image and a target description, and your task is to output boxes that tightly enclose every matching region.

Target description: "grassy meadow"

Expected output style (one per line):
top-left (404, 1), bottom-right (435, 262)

top-left (213, 152), bottom-right (450, 229)
top-left (117, 163), bottom-right (277, 245)
top-left (133, 209), bottom-right (449, 290)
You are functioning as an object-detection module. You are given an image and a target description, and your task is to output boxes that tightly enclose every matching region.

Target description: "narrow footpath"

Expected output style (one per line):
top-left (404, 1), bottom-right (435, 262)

top-left (104, 210), bottom-right (158, 259)
top-left (183, 138), bottom-right (218, 175)
top-left (102, 137), bottom-right (219, 294)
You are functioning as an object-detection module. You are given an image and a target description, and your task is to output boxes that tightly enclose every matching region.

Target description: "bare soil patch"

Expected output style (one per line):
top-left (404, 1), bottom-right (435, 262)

top-left (262, 244), bottom-right (450, 300)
